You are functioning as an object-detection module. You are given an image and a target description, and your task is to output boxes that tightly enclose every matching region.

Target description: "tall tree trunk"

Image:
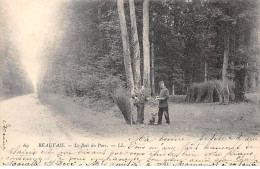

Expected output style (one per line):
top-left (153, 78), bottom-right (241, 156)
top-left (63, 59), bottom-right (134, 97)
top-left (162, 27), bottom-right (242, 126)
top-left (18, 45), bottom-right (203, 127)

top-left (97, 0), bottom-right (102, 23)
top-left (117, 0), bottom-right (134, 95)
top-left (172, 84), bottom-right (175, 95)
top-left (252, 27), bottom-right (260, 92)
top-left (234, 25), bottom-right (248, 102)
top-left (245, 64), bottom-right (249, 92)
top-left (129, 0), bottom-right (141, 90)
top-left (252, 73), bottom-right (257, 92)
top-left (151, 33), bottom-right (155, 95)
top-left (117, 0), bottom-right (135, 125)
top-left (234, 66), bottom-right (246, 101)
top-left (204, 62), bottom-right (208, 82)
top-left (257, 56), bottom-right (260, 92)
top-left (222, 28), bottom-right (230, 104)
top-left (248, 29), bottom-right (257, 92)
top-left (151, 31), bottom-right (155, 95)
top-left (143, 0), bottom-right (150, 92)
top-left (246, 61), bottom-right (256, 92)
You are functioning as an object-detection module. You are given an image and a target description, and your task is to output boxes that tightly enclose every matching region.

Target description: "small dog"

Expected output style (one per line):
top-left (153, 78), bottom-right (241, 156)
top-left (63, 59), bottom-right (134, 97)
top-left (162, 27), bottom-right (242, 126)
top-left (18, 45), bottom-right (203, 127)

top-left (148, 112), bottom-right (157, 125)
top-left (133, 96), bottom-right (139, 106)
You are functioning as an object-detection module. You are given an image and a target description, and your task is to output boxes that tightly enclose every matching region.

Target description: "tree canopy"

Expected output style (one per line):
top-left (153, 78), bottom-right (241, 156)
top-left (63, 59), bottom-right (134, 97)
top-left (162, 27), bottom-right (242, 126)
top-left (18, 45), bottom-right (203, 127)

top-left (37, 0), bottom-right (260, 103)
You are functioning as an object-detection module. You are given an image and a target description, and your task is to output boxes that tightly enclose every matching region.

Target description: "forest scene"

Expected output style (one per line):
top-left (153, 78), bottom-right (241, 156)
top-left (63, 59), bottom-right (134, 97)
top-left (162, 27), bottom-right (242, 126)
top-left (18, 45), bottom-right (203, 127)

top-left (2, 0), bottom-right (260, 166)
top-left (1, 0), bottom-right (260, 134)
top-left (37, 0), bottom-right (260, 125)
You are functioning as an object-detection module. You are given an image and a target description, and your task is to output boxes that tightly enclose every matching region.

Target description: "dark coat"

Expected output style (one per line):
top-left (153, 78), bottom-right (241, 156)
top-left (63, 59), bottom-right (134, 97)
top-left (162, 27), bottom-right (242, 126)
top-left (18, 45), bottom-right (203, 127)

top-left (135, 90), bottom-right (148, 107)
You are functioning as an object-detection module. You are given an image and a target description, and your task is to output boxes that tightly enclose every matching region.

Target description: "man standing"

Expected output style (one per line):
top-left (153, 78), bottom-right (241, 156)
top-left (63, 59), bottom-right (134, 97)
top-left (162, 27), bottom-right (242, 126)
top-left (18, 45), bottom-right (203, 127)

top-left (134, 86), bottom-right (148, 124)
top-left (156, 81), bottom-right (170, 125)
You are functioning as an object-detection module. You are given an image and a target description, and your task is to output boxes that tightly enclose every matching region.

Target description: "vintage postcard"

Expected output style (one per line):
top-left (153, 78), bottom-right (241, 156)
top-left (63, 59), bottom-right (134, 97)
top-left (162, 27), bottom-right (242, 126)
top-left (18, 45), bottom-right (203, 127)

top-left (1, 0), bottom-right (260, 166)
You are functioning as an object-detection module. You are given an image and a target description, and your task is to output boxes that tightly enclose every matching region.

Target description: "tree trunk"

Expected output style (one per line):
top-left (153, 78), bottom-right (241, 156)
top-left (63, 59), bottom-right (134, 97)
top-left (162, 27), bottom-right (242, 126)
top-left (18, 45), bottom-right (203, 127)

top-left (151, 31), bottom-right (155, 96)
top-left (222, 28), bottom-right (230, 104)
top-left (129, 0), bottom-right (141, 90)
top-left (97, 0), bottom-right (102, 23)
top-left (117, 0), bottom-right (135, 125)
top-left (246, 61), bottom-right (257, 92)
top-left (204, 62), bottom-right (208, 82)
top-left (234, 66), bottom-right (246, 101)
top-left (248, 29), bottom-right (257, 92)
top-left (251, 73), bottom-right (256, 92)
top-left (172, 84), bottom-right (175, 95)
top-left (117, 0), bottom-right (135, 95)
top-left (245, 66), bottom-right (249, 92)
top-left (143, 0), bottom-right (150, 92)
top-left (252, 27), bottom-right (260, 92)
top-left (234, 25), bottom-right (248, 102)
top-left (257, 56), bottom-right (260, 92)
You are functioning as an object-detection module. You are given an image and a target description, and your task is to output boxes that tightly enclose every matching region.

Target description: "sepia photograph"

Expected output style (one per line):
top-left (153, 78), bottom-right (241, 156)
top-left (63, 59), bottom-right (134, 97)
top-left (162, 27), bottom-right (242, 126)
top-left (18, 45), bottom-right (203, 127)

top-left (1, 0), bottom-right (260, 166)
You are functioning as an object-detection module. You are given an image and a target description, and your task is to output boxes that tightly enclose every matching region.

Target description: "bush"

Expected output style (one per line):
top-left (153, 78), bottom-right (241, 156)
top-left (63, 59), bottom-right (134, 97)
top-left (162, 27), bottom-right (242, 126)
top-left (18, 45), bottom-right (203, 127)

top-left (185, 80), bottom-right (235, 103)
top-left (40, 73), bottom-right (127, 112)
top-left (64, 74), bottom-right (124, 101)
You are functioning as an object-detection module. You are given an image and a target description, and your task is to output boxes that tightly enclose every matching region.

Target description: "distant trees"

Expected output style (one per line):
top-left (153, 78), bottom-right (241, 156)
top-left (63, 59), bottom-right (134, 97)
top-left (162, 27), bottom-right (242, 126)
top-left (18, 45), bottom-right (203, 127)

top-left (38, 0), bottom-right (260, 107)
top-left (0, 0), bottom-right (6, 96)
top-left (0, 1), bottom-right (33, 100)
top-left (156, 0), bottom-right (259, 102)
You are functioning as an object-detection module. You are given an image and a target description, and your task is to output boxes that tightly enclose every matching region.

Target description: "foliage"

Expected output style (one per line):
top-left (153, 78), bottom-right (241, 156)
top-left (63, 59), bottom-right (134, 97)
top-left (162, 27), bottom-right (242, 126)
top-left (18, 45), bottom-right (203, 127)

top-left (0, 1), bottom-right (34, 99)
top-left (38, 0), bottom-right (260, 107)
top-left (186, 80), bottom-right (235, 103)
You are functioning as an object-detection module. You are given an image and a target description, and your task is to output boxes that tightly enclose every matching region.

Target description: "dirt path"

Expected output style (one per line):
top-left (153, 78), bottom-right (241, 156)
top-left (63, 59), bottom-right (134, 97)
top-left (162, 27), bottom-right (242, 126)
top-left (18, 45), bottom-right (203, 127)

top-left (0, 94), bottom-right (79, 143)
